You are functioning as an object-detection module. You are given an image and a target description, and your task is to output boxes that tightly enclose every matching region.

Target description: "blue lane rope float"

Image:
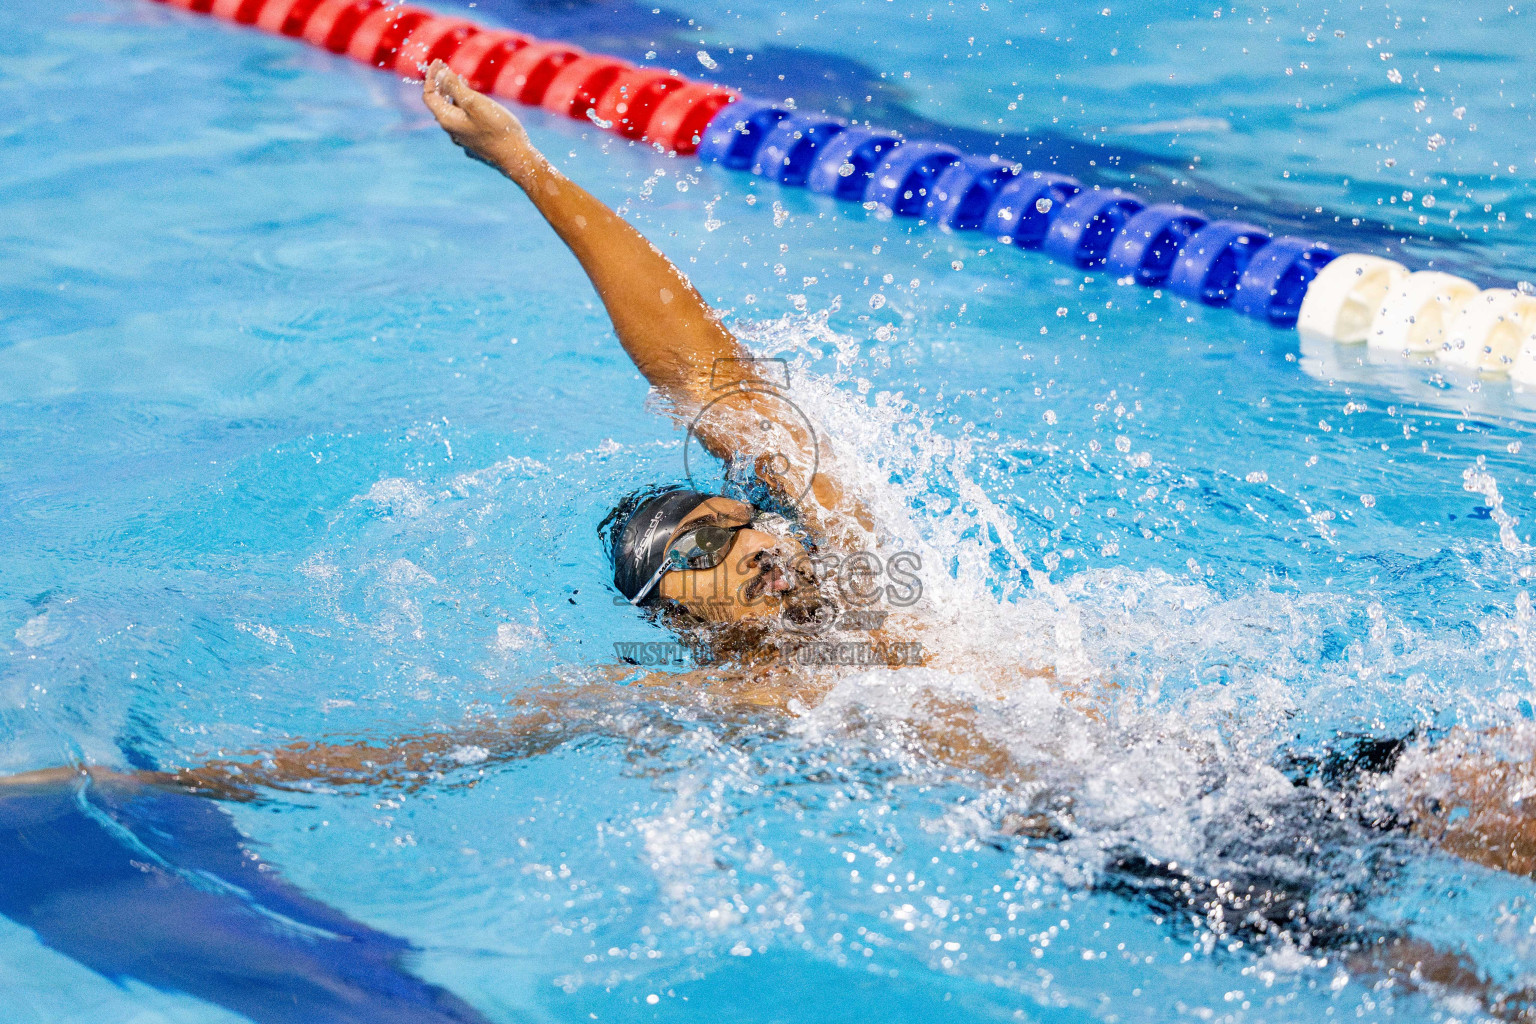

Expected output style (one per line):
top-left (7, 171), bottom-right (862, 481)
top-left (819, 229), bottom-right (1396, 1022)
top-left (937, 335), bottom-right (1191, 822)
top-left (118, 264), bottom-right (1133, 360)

top-left (148, 0), bottom-right (1536, 377)
top-left (1107, 204), bottom-right (1208, 287)
top-left (699, 97), bottom-right (1333, 327)
top-left (699, 95), bottom-right (1536, 374)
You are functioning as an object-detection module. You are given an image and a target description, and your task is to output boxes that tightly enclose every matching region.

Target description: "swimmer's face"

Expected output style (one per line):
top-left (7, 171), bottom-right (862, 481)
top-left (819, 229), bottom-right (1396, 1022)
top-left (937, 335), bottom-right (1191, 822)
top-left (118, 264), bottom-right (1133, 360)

top-left (654, 497), bottom-right (817, 624)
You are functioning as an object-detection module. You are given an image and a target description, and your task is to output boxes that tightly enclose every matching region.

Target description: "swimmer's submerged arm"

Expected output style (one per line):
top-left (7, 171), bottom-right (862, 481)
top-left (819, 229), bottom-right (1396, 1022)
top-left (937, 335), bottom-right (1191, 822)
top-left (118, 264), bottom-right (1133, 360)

top-left (149, 669), bottom-right (1026, 800)
top-left (158, 684), bottom-right (626, 799)
top-left (154, 672), bottom-right (800, 799)
top-left (421, 63), bottom-right (868, 535)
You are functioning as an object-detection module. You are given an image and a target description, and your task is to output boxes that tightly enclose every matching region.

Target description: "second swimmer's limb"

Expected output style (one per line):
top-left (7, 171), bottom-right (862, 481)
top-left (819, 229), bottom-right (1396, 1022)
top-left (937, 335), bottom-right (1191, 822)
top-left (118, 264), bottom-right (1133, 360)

top-left (1389, 726), bottom-right (1536, 877)
top-left (1343, 935), bottom-right (1534, 1024)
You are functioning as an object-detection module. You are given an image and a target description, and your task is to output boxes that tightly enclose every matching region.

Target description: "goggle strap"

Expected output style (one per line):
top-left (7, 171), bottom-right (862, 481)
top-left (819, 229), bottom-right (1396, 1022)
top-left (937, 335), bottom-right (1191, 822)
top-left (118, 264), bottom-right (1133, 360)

top-left (629, 550), bottom-right (683, 606)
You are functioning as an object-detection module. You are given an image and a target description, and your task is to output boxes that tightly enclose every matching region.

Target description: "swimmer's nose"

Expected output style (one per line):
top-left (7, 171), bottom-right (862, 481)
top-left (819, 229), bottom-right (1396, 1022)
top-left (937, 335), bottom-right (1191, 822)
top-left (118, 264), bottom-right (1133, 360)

top-left (751, 548), bottom-right (800, 593)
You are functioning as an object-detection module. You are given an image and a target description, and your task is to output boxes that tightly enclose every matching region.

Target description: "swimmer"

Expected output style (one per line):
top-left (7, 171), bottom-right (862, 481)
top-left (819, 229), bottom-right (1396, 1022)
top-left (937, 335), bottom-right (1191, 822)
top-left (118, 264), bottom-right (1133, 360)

top-left (415, 59), bottom-right (1536, 1012)
top-left (3, 63), bottom-right (1534, 1024)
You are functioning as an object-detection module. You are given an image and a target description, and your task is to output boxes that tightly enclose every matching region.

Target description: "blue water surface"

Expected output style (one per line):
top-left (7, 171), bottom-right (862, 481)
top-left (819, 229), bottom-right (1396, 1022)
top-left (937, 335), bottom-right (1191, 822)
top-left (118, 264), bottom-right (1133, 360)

top-left (2, 0), bottom-right (1535, 1021)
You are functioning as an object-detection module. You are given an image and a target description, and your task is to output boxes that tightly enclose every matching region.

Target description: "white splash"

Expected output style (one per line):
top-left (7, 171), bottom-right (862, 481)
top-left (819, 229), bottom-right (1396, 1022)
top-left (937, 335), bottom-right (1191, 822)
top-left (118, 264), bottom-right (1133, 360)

top-left (14, 613), bottom-right (63, 649)
top-left (494, 621), bottom-right (544, 653)
top-left (360, 478), bottom-right (434, 518)
top-left (1462, 456), bottom-right (1536, 560)
top-left (448, 744), bottom-right (490, 765)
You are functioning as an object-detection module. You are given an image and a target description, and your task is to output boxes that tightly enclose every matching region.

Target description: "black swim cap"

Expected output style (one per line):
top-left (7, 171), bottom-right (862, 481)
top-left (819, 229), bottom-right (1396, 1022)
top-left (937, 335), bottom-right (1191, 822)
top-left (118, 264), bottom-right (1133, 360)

top-left (600, 486), bottom-right (714, 604)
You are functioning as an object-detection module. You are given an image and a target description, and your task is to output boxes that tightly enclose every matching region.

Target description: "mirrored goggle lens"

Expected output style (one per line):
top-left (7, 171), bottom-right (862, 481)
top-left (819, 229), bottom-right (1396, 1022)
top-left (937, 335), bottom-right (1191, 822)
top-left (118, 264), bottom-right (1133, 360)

top-left (670, 525), bottom-right (738, 569)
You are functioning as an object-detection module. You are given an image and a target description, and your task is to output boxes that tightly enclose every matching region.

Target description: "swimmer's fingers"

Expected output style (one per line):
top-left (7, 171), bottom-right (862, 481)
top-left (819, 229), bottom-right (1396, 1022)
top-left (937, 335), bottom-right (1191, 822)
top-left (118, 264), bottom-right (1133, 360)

top-left (422, 60), bottom-right (533, 174)
top-left (429, 60), bottom-right (479, 107)
top-left (429, 60), bottom-right (524, 133)
top-left (422, 63), bottom-right (469, 128)
top-left (422, 86), bottom-right (464, 127)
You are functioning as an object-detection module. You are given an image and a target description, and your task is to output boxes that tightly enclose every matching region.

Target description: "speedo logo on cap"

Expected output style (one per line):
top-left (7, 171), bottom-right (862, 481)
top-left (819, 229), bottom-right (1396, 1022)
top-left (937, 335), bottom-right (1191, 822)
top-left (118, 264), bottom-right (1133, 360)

top-left (633, 508), bottom-right (668, 569)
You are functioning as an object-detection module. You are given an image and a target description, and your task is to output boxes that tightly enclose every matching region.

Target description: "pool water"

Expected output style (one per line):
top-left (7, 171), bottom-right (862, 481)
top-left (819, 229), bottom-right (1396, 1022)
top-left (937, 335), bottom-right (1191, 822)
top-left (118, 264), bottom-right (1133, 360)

top-left (3, 0), bottom-right (1535, 1020)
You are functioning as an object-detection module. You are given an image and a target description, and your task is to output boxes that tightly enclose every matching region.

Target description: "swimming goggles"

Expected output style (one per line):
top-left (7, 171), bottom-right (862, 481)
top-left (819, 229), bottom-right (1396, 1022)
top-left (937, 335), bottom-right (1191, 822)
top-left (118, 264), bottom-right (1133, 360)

top-left (629, 522), bottom-right (749, 606)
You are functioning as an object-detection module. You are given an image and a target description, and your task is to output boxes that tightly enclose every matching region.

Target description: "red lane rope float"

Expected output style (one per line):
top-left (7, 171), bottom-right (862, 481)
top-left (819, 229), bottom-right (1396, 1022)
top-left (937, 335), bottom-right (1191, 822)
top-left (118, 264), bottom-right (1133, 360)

top-left (541, 55), bottom-right (632, 118)
top-left (446, 31), bottom-right (531, 92)
top-left (209, 0), bottom-right (268, 22)
top-left (643, 82), bottom-right (736, 155)
top-left (255, 0), bottom-right (324, 36)
top-left (392, 16), bottom-right (477, 76)
top-left (494, 41), bottom-right (584, 105)
top-left (302, 0), bottom-right (383, 54)
top-left (594, 68), bottom-right (685, 139)
top-left (345, 5), bottom-right (429, 68)
top-left (146, 0), bottom-right (739, 154)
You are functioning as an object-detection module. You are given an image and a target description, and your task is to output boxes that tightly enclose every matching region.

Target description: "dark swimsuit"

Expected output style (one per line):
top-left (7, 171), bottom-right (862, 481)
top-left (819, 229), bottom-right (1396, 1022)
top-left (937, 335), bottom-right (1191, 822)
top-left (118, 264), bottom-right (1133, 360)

top-left (1018, 734), bottom-right (1418, 953)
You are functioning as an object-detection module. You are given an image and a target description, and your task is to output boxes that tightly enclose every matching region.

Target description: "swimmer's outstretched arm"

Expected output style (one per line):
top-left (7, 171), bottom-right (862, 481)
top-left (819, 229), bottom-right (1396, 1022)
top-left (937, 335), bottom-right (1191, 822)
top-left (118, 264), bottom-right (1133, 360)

top-left (422, 61), bottom-right (735, 408)
top-left (108, 668), bottom-right (1021, 801)
top-left (421, 62), bottom-right (865, 534)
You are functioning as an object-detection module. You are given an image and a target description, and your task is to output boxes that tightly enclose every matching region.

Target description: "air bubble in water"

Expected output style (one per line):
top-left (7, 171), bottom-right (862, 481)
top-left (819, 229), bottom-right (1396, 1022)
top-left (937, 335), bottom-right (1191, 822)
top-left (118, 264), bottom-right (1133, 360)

top-left (869, 294), bottom-right (887, 309)
top-left (1036, 197), bottom-right (1053, 214)
top-left (696, 50), bottom-right (718, 70)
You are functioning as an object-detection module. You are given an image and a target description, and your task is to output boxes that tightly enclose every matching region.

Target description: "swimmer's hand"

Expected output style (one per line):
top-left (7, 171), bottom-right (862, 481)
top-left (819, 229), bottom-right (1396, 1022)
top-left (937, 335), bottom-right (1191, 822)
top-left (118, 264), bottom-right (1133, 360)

top-left (422, 60), bottom-right (533, 176)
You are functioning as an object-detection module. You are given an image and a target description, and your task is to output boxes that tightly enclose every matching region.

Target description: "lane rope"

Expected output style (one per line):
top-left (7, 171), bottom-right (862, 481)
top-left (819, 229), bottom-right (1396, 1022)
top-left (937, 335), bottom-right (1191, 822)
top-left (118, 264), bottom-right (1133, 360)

top-left (149, 0), bottom-right (1532, 374)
